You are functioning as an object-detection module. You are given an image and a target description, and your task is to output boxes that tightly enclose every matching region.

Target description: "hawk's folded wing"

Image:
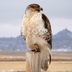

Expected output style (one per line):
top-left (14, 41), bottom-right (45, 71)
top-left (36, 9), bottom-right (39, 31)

top-left (42, 14), bottom-right (52, 49)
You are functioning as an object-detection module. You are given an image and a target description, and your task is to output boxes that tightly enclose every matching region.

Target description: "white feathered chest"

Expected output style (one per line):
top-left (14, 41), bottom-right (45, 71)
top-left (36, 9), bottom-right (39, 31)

top-left (22, 13), bottom-right (48, 49)
top-left (25, 13), bottom-right (47, 37)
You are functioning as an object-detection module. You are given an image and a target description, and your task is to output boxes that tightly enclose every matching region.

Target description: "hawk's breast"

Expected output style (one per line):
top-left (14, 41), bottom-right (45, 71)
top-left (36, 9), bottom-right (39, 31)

top-left (24, 13), bottom-right (48, 48)
top-left (27, 13), bottom-right (47, 37)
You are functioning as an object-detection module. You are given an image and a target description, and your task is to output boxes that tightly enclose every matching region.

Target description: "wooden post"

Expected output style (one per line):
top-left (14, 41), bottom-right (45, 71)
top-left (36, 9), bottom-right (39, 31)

top-left (26, 51), bottom-right (41, 72)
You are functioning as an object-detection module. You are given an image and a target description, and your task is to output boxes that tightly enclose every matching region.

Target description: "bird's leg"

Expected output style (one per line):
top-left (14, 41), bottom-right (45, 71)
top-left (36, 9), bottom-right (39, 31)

top-left (31, 44), bottom-right (40, 52)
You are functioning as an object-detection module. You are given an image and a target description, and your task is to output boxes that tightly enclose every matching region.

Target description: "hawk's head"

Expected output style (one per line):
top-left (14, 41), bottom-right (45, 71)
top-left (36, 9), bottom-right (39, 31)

top-left (25, 4), bottom-right (43, 16)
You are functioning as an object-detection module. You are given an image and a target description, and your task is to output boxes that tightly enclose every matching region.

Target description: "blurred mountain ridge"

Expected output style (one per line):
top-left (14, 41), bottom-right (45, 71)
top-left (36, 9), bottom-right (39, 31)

top-left (0, 28), bottom-right (72, 52)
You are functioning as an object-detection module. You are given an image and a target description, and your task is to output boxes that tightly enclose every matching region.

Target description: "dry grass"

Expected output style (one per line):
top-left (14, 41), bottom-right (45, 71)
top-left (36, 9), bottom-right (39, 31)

top-left (0, 61), bottom-right (72, 72)
top-left (0, 52), bottom-right (72, 72)
top-left (48, 61), bottom-right (72, 72)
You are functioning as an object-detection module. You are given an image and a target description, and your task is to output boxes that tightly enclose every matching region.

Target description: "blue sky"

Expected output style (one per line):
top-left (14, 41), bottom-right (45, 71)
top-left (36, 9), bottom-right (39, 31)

top-left (0, 0), bottom-right (72, 37)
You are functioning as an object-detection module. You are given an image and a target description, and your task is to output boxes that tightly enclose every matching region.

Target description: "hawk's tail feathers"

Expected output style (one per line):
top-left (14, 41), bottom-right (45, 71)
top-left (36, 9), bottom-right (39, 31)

top-left (40, 48), bottom-right (51, 71)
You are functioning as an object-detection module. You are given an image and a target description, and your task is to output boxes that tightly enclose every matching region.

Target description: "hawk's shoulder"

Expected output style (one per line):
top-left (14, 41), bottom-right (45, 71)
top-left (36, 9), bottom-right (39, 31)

top-left (42, 14), bottom-right (50, 29)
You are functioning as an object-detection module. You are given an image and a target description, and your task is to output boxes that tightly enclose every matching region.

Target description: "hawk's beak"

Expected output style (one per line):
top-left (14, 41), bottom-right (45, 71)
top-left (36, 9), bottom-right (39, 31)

top-left (40, 8), bottom-right (43, 11)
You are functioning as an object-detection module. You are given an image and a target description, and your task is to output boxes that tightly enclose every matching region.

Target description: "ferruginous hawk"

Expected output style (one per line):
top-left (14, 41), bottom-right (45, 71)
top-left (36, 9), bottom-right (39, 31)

top-left (21, 4), bottom-right (52, 71)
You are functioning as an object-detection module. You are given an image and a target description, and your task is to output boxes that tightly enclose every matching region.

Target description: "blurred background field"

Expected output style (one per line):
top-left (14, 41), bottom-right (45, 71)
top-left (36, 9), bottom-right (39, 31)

top-left (0, 61), bottom-right (72, 72)
top-left (0, 52), bottom-right (72, 72)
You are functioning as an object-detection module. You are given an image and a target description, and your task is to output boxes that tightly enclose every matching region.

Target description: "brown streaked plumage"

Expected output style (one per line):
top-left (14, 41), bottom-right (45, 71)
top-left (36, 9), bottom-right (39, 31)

top-left (42, 13), bottom-right (52, 49)
top-left (21, 3), bottom-right (52, 71)
top-left (26, 4), bottom-right (43, 12)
